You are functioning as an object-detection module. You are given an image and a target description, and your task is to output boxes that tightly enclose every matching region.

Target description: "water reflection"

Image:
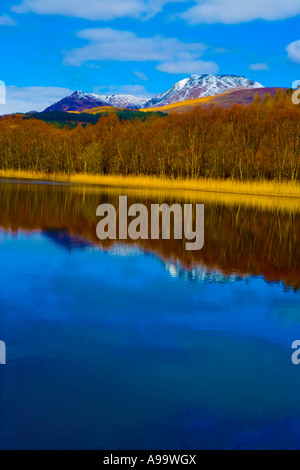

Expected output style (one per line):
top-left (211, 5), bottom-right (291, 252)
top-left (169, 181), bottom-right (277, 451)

top-left (1, 179), bottom-right (300, 450)
top-left (0, 179), bottom-right (299, 290)
top-left (42, 229), bottom-right (93, 251)
top-left (165, 261), bottom-right (245, 284)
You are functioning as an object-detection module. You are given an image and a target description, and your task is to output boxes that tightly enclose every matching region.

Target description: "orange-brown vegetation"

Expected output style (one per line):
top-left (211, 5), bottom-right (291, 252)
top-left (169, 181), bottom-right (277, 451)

top-left (141, 88), bottom-right (288, 114)
top-left (69, 106), bottom-right (124, 114)
top-left (0, 89), bottom-right (299, 183)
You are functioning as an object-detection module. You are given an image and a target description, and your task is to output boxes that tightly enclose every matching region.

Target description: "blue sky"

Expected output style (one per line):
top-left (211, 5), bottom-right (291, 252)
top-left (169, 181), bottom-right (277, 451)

top-left (1, 0), bottom-right (300, 113)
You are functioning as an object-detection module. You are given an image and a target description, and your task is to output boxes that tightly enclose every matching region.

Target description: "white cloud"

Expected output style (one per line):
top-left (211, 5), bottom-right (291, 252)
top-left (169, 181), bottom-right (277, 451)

top-left (10, 0), bottom-right (300, 24)
top-left (134, 71), bottom-right (149, 81)
top-left (12, 0), bottom-right (188, 21)
top-left (64, 29), bottom-right (208, 65)
top-left (249, 63), bottom-right (269, 71)
top-left (157, 59), bottom-right (219, 74)
top-left (286, 40), bottom-right (300, 64)
top-left (181, 0), bottom-right (300, 24)
top-left (0, 81), bottom-right (5, 105)
top-left (0, 86), bottom-right (73, 115)
top-left (63, 28), bottom-right (218, 75)
top-left (0, 14), bottom-right (17, 25)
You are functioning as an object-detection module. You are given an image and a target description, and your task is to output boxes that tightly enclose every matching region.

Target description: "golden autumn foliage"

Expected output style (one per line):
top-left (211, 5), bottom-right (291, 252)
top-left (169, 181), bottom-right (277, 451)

top-left (69, 106), bottom-right (124, 114)
top-left (0, 90), bottom-right (299, 183)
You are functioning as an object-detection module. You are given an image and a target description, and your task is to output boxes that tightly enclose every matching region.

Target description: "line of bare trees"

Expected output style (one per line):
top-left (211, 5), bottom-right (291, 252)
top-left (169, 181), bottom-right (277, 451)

top-left (0, 90), bottom-right (299, 182)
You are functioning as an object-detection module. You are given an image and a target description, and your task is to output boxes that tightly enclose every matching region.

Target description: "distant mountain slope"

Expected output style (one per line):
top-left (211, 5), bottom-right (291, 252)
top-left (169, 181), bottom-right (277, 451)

top-left (44, 91), bottom-right (110, 112)
top-left (100, 94), bottom-right (148, 109)
top-left (144, 74), bottom-right (264, 108)
top-left (141, 95), bottom-right (219, 114)
top-left (69, 106), bottom-right (124, 114)
top-left (44, 91), bottom-right (147, 112)
top-left (208, 87), bottom-right (287, 108)
top-left (142, 88), bottom-right (285, 114)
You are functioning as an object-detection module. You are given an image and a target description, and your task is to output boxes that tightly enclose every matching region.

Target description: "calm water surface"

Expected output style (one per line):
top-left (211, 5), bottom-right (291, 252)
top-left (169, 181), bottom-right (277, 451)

top-left (0, 179), bottom-right (300, 450)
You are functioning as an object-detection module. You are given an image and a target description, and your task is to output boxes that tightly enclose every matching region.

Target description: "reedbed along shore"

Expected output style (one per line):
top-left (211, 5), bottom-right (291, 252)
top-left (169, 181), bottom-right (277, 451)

top-left (0, 170), bottom-right (300, 200)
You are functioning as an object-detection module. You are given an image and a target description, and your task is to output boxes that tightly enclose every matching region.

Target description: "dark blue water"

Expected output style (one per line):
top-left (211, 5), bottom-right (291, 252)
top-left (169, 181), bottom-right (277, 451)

top-left (0, 179), bottom-right (300, 450)
top-left (1, 227), bottom-right (300, 450)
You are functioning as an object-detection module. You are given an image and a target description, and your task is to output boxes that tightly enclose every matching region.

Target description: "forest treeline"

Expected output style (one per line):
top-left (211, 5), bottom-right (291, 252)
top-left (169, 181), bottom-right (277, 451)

top-left (22, 109), bottom-right (166, 128)
top-left (0, 89), bottom-right (299, 182)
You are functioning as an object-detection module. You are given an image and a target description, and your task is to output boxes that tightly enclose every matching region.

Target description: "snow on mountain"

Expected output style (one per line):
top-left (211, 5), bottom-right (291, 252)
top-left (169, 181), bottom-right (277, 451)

top-left (44, 75), bottom-right (264, 112)
top-left (98, 94), bottom-right (148, 109)
top-left (44, 91), bottom-right (110, 112)
top-left (144, 74), bottom-right (264, 108)
top-left (44, 90), bottom-right (148, 112)
top-left (71, 91), bottom-right (148, 109)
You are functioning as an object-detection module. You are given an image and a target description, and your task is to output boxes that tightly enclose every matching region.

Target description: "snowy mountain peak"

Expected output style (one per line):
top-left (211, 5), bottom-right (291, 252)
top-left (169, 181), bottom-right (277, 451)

top-left (144, 74), bottom-right (264, 108)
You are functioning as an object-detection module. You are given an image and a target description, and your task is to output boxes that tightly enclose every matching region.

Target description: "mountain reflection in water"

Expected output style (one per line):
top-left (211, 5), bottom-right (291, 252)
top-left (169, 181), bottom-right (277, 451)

top-left (1, 178), bottom-right (300, 451)
top-left (0, 179), bottom-right (299, 290)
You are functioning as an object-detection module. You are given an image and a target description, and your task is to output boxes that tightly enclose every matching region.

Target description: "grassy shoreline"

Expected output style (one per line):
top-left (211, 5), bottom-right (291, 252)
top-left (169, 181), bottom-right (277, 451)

top-left (0, 169), bottom-right (300, 199)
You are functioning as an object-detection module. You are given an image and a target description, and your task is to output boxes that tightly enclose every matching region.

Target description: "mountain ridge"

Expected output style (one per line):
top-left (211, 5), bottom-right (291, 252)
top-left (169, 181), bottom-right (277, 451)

top-left (44, 74), bottom-right (264, 112)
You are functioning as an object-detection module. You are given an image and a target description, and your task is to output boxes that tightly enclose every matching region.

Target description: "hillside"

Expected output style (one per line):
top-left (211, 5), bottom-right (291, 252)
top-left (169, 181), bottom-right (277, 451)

top-left (141, 87), bottom-right (288, 114)
top-left (144, 74), bottom-right (263, 108)
top-left (69, 106), bottom-right (124, 114)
